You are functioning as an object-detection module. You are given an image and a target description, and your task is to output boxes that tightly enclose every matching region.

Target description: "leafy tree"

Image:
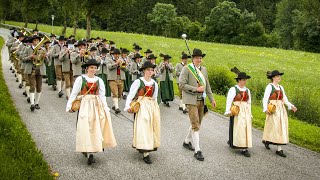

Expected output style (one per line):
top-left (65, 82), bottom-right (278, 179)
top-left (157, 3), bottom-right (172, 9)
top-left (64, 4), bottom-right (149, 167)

top-left (148, 3), bottom-right (177, 37)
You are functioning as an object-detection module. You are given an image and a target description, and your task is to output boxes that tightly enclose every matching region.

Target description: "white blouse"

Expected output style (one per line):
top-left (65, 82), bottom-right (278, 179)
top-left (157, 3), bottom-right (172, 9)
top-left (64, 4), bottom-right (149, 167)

top-left (124, 77), bottom-right (159, 111)
top-left (224, 85), bottom-right (252, 115)
top-left (262, 83), bottom-right (294, 112)
top-left (66, 75), bottom-right (109, 112)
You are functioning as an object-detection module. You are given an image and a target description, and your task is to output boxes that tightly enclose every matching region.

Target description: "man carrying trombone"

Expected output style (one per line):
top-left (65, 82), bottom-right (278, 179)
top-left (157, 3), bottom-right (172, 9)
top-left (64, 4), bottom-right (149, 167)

top-left (22, 35), bottom-right (48, 111)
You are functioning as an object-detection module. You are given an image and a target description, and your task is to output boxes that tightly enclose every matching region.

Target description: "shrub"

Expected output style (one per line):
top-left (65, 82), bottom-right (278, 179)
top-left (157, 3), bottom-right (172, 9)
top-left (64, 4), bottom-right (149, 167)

top-left (207, 66), bottom-right (235, 95)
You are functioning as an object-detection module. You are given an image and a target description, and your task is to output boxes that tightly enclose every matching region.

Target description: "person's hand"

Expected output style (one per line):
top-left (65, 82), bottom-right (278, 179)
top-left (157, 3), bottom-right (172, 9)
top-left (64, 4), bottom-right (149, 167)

top-left (292, 106), bottom-right (297, 113)
top-left (211, 100), bottom-right (216, 108)
top-left (265, 110), bottom-right (271, 115)
top-left (128, 108), bottom-right (133, 113)
top-left (79, 49), bottom-right (85, 57)
top-left (197, 86), bottom-right (204, 92)
top-left (69, 109), bottom-right (75, 113)
top-left (31, 54), bottom-right (35, 60)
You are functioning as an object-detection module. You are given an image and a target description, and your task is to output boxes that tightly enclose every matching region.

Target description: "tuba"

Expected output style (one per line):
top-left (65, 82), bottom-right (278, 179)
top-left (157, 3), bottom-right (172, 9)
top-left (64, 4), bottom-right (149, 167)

top-left (22, 27), bottom-right (32, 36)
top-left (33, 34), bottom-right (50, 66)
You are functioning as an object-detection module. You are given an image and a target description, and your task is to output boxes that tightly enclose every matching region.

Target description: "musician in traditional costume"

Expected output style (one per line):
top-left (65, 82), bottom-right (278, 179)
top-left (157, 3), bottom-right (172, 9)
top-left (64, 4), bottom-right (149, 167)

top-left (130, 53), bottom-right (143, 83)
top-left (66, 59), bottom-right (117, 165)
top-left (10, 32), bottom-right (25, 88)
top-left (97, 47), bottom-right (111, 97)
top-left (225, 68), bottom-right (252, 157)
top-left (106, 48), bottom-right (126, 114)
top-left (179, 48), bottom-right (216, 161)
top-left (175, 52), bottom-right (190, 113)
top-left (262, 70), bottom-right (297, 157)
top-left (70, 41), bottom-right (89, 81)
top-left (159, 54), bottom-right (174, 107)
top-left (52, 36), bottom-right (66, 98)
top-left (141, 49), bottom-right (152, 64)
top-left (125, 61), bottom-right (161, 164)
top-left (120, 48), bottom-right (131, 99)
top-left (59, 40), bottom-right (75, 100)
top-left (22, 35), bottom-right (48, 111)
top-left (128, 44), bottom-right (142, 60)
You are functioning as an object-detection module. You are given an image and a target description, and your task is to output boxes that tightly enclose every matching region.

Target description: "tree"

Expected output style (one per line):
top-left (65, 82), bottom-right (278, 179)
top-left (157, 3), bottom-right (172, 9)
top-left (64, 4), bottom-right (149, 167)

top-left (148, 3), bottom-right (177, 37)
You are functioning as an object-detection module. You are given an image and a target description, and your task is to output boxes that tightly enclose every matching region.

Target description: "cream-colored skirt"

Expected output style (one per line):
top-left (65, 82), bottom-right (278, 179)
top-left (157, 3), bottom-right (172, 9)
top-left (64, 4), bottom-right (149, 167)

top-left (133, 96), bottom-right (161, 151)
top-left (262, 100), bottom-right (289, 144)
top-left (232, 101), bottom-right (252, 148)
top-left (76, 95), bottom-right (117, 152)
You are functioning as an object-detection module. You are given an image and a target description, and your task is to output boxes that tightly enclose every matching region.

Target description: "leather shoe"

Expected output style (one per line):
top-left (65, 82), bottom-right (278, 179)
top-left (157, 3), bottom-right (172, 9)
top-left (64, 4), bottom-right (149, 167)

top-left (183, 109), bottom-right (188, 114)
top-left (194, 151), bottom-right (204, 161)
top-left (122, 95), bottom-right (127, 100)
top-left (82, 152), bottom-right (87, 158)
top-left (179, 107), bottom-right (183, 111)
top-left (27, 97), bottom-right (30, 103)
top-left (241, 150), bottom-right (251, 157)
top-left (35, 104), bottom-right (40, 109)
top-left (115, 108), bottom-right (121, 114)
top-left (23, 91), bottom-right (27, 96)
top-left (276, 150), bottom-right (286, 158)
top-left (183, 142), bottom-right (194, 151)
top-left (143, 155), bottom-right (152, 164)
top-left (19, 84), bottom-right (23, 89)
top-left (262, 140), bottom-right (270, 150)
top-left (58, 91), bottom-right (64, 98)
top-left (112, 106), bottom-right (116, 110)
top-left (87, 154), bottom-right (96, 165)
top-left (30, 105), bottom-right (35, 112)
top-left (53, 85), bottom-right (57, 91)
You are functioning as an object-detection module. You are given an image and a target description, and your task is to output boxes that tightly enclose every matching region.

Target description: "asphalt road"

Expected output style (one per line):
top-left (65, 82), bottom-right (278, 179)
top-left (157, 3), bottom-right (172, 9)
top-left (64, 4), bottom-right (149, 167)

top-left (1, 28), bottom-right (319, 180)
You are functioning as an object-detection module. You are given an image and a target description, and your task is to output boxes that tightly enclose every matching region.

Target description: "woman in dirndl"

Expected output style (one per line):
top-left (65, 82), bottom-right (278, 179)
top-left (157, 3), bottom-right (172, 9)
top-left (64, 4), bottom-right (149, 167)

top-left (124, 61), bottom-right (161, 164)
top-left (262, 70), bottom-right (297, 157)
top-left (225, 69), bottom-right (252, 157)
top-left (66, 59), bottom-right (117, 165)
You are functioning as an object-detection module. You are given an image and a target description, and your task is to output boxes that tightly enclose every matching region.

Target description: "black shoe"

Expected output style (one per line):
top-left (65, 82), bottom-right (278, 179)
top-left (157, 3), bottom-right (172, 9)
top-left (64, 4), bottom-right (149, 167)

top-left (35, 104), bottom-right (40, 109)
top-left (115, 108), bottom-right (121, 114)
top-left (10, 67), bottom-right (12, 70)
top-left (262, 140), bottom-right (270, 150)
top-left (227, 141), bottom-right (230, 145)
top-left (30, 105), bottom-right (35, 112)
top-left (276, 150), bottom-right (286, 158)
top-left (45, 79), bottom-right (48, 84)
top-left (27, 97), bottom-right (30, 103)
top-left (112, 106), bottom-right (116, 111)
top-left (58, 91), bottom-right (63, 97)
top-left (82, 152), bottom-right (87, 158)
top-left (122, 95), bottom-right (127, 100)
top-left (179, 107), bottom-right (183, 111)
top-left (19, 84), bottom-right (23, 89)
top-left (16, 78), bottom-right (18, 82)
top-left (194, 151), bottom-right (204, 161)
top-left (143, 155), bottom-right (152, 164)
top-left (183, 109), bottom-right (188, 114)
top-left (87, 154), bottom-right (96, 165)
top-left (23, 91), bottom-right (27, 96)
top-left (12, 70), bottom-right (15, 73)
top-left (53, 85), bottom-right (57, 91)
top-left (165, 102), bottom-right (170, 107)
top-left (183, 142), bottom-right (195, 151)
top-left (241, 150), bottom-right (251, 157)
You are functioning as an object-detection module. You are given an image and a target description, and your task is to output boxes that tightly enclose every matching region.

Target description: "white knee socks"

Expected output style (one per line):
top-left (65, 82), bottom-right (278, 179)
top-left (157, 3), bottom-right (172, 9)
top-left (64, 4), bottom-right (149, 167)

top-left (277, 145), bottom-right (282, 151)
top-left (30, 93), bottom-right (35, 105)
top-left (184, 126), bottom-right (193, 144)
top-left (57, 80), bottom-right (62, 92)
top-left (26, 86), bottom-right (30, 97)
top-left (112, 98), bottom-right (119, 109)
top-left (192, 131), bottom-right (200, 152)
top-left (35, 92), bottom-right (41, 104)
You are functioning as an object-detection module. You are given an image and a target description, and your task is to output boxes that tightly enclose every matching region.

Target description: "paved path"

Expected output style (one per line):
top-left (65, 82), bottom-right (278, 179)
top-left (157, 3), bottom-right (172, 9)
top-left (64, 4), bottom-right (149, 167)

top-left (1, 28), bottom-right (319, 180)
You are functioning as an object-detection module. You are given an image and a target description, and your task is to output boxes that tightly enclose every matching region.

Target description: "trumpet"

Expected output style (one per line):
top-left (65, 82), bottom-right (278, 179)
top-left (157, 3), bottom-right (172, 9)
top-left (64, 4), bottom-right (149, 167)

top-left (121, 62), bottom-right (127, 69)
top-left (22, 27), bottom-right (32, 36)
top-left (84, 49), bottom-right (90, 58)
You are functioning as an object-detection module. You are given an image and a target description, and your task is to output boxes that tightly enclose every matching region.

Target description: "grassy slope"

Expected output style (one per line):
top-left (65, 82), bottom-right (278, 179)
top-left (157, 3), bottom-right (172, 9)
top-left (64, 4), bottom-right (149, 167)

top-left (5, 21), bottom-right (320, 153)
top-left (0, 37), bottom-right (52, 179)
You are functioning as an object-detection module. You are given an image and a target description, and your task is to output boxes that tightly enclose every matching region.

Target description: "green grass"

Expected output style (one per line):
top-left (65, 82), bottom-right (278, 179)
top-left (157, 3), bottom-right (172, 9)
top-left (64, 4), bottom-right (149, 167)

top-left (0, 37), bottom-right (53, 179)
top-left (3, 21), bottom-right (320, 153)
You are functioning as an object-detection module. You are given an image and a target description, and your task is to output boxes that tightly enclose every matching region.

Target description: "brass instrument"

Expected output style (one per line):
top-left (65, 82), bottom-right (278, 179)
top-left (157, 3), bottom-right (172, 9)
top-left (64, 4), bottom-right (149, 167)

top-left (22, 27), bottom-right (32, 36)
top-left (84, 49), bottom-right (90, 58)
top-left (121, 61), bottom-right (127, 69)
top-left (33, 34), bottom-right (50, 66)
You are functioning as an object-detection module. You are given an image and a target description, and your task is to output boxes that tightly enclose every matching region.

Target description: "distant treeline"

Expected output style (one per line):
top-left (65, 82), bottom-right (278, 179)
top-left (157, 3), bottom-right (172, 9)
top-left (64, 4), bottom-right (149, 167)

top-left (1, 0), bottom-right (319, 53)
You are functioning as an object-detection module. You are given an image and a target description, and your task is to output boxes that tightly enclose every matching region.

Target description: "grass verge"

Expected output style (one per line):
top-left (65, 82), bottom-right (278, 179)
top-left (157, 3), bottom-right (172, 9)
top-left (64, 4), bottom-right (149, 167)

top-left (0, 37), bottom-right (53, 179)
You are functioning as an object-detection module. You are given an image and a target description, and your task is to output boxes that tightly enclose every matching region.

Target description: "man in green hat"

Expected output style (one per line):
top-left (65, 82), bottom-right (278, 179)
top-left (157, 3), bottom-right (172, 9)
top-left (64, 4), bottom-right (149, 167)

top-left (179, 48), bottom-right (216, 161)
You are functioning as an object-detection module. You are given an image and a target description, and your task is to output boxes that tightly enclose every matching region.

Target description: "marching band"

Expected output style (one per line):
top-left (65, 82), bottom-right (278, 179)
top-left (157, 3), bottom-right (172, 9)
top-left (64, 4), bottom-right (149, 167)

top-left (5, 27), bottom-right (298, 165)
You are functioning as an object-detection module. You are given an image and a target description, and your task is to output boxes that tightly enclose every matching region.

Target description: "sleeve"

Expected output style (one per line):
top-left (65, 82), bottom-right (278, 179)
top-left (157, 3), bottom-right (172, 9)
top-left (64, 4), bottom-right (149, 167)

top-left (262, 84), bottom-right (272, 112)
top-left (224, 87), bottom-right (236, 115)
top-left (247, 88), bottom-right (252, 104)
top-left (70, 52), bottom-right (80, 64)
top-left (107, 58), bottom-right (118, 70)
top-left (152, 81), bottom-right (159, 100)
top-left (179, 66), bottom-right (198, 94)
top-left (168, 63), bottom-right (174, 72)
top-left (52, 46), bottom-right (59, 58)
top-left (66, 76), bottom-right (83, 112)
top-left (124, 79), bottom-right (141, 111)
top-left (98, 77), bottom-right (110, 112)
top-left (281, 86), bottom-right (294, 110)
top-left (205, 72), bottom-right (214, 103)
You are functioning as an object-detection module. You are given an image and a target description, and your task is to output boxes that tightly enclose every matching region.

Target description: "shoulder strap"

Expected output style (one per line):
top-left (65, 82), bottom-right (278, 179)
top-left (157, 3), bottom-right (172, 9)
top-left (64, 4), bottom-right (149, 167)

top-left (270, 84), bottom-right (276, 96)
top-left (81, 76), bottom-right (86, 90)
top-left (234, 85), bottom-right (239, 95)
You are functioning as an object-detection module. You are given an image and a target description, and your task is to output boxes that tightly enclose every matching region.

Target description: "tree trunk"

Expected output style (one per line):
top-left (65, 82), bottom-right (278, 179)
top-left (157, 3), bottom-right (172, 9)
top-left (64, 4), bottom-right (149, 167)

top-left (24, 18), bottom-right (28, 28)
top-left (62, 17), bottom-right (67, 36)
top-left (86, 9), bottom-right (92, 40)
top-left (35, 20), bottom-right (38, 29)
top-left (73, 18), bottom-right (78, 37)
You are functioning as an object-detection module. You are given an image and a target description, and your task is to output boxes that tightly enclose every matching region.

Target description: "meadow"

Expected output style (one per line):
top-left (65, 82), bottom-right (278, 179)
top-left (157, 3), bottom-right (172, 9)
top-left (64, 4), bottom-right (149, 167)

top-left (2, 21), bottom-right (320, 152)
